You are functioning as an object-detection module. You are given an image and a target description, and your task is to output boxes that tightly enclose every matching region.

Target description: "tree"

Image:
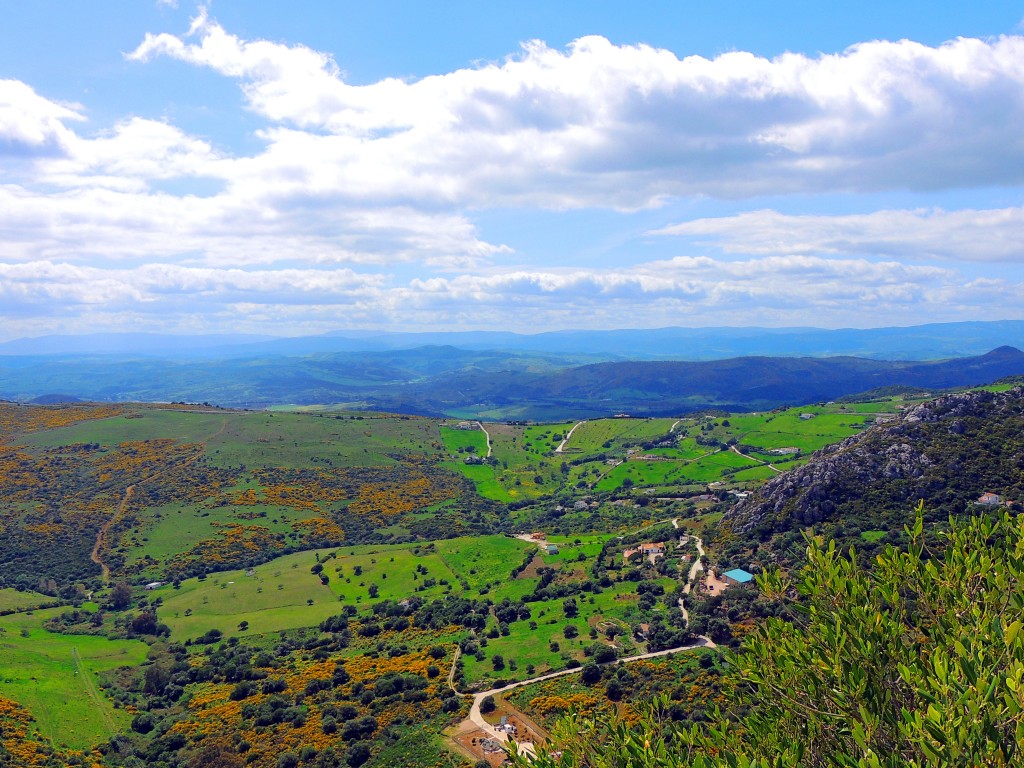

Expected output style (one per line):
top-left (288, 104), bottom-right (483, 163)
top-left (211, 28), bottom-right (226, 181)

top-left (580, 663), bottom-right (602, 685)
top-left (513, 507), bottom-right (1024, 767)
top-left (480, 695), bottom-right (496, 714)
top-left (109, 582), bottom-right (132, 610)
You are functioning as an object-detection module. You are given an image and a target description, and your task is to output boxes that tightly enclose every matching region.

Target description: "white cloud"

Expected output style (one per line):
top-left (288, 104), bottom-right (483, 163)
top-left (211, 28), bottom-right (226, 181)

top-left (651, 206), bottom-right (1024, 262)
top-left (129, 18), bottom-right (1024, 207)
top-left (4, 253), bottom-right (1010, 335)
top-left (0, 183), bottom-right (505, 269)
top-left (2, 16), bottom-right (1024, 339)
top-left (0, 79), bottom-right (83, 158)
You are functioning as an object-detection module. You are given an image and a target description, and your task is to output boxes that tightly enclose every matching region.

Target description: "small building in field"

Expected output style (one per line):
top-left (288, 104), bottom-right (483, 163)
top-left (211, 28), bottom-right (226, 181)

top-left (722, 568), bottom-right (755, 587)
top-left (640, 542), bottom-right (665, 555)
top-left (530, 531), bottom-right (546, 540)
top-left (977, 492), bottom-right (1003, 506)
top-left (144, 581), bottom-right (164, 590)
top-left (545, 544), bottom-right (560, 555)
top-left (799, 413), bottom-right (816, 420)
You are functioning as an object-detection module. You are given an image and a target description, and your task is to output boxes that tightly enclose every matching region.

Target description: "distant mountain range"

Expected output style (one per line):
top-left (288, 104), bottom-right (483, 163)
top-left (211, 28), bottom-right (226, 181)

top-left (2, 320), bottom-right (1024, 361)
top-left (1, 323), bottom-right (1023, 418)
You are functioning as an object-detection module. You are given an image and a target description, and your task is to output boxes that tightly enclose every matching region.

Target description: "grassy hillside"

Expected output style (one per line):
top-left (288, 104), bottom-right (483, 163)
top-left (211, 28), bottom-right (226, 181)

top-left (0, 387), bottom-right (1019, 768)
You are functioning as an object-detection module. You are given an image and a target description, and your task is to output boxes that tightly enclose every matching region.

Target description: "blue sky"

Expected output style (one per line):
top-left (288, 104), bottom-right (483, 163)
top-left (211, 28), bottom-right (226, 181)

top-left (1, 1), bottom-right (1023, 340)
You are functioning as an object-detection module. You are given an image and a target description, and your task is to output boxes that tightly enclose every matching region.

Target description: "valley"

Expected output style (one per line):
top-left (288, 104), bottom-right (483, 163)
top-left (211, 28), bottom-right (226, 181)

top-left (0, 380), bottom-right (1021, 767)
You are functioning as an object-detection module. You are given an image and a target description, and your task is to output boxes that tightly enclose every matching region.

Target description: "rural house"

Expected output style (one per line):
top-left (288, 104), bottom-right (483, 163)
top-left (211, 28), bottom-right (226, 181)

top-left (722, 568), bottom-right (755, 587)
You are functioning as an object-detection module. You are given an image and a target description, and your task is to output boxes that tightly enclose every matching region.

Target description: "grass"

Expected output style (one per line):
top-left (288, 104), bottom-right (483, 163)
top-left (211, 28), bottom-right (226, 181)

top-left (439, 425), bottom-right (488, 456)
top-left (0, 608), bottom-right (147, 750)
top-left (19, 408), bottom-right (446, 470)
top-left (122, 497), bottom-right (319, 572)
top-left (459, 579), bottom-right (649, 684)
top-left (204, 411), bottom-right (444, 469)
top-left (435, 536), bottom-right (536, 592)
top-left (861, 530), bottom-right (887, 542)
top-left (158, 536), bottom-right (538, 640)
top-left (158, 548), bottom-right (344, 640)
top-left (560, 419), bottom-right (676, 454)
top-left (18, 408), bottom-right (230, 448)
top-left (0, 588), bottom-right (51, 612)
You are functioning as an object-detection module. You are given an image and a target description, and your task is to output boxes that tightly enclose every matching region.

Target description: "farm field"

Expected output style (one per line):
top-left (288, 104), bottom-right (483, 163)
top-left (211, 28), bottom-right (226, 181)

top-left (0, 608), bottom-right (147, 750)
top-left (558, 418), bottom-right (676, 454)
top-left (0, 588), bottom-right (52, 613)
top-left (439, 424), bottom-right (488, 456)
top-left (158, 535), bottom-right (538, 640)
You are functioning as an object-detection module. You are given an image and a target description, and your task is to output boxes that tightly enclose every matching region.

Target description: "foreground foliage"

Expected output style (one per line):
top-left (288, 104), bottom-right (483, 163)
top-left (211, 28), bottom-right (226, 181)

top-left (517, 507), bottom-right (1024, 767)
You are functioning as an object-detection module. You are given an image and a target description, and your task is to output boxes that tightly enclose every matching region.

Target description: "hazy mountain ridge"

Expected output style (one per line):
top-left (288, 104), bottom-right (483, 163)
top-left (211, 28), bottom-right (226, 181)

top-left (3, 320), bottom-right (1024, 361)
top-left (1, 344), bottom-right (1023, 417)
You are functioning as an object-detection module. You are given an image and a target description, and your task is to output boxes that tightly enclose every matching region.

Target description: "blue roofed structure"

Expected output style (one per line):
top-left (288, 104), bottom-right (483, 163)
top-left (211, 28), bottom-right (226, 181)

top-left (722, 568), bottom-right (755, 586)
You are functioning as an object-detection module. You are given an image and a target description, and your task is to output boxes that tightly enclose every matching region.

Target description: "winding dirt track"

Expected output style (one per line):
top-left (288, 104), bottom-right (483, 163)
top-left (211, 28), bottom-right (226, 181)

top-left (90, 417), bottom-right (228, 584)
top-left (90, 486), bottom-right (134, 585)
top-left (475, 421), bottom-right (493, 457)
top-left (554, 420), bottom-right (586, 453)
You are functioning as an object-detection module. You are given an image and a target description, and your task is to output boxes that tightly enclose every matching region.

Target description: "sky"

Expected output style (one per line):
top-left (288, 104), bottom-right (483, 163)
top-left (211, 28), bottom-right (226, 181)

top-left (1, 1), bottom-right (1024, 341)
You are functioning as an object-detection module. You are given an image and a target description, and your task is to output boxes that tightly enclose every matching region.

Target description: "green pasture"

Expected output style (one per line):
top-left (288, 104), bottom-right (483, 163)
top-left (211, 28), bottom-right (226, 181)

top-left (158, 536), bottom-right (540, 640)
top-left (157, 548), bottom-right (341, 639)
top-left (460, 579), bottom-right (655, 684)
top-left (642, 438), bottom-right (712, 461)
top-left (521, 422), bottom-right (578, 457)
top-left (121, 497), bottom-right (321, 571)
top-left (714, 407), bottom-right (874, 452)
top-left (591, 449), bottom-right (763, 490)
top-left (558, 418), bottom-right (676, 454)
top-left (17, 407), bottom-right (445, 469)
top-left (18, 408), bottom-right (231, 448)
top-left (538, 535), bottom-right (614, 568)
top-left (441, 458), bottom-right (533, 502)
top-left (435, 536), bottom-right (536, 591)
top-left (0, 608), bottom-right (147, 750)
top-left (728, 465), bottom-right (782, 483)
top-left (203, 411), bottom-right (443, 468)
top-left (0, 588), bottom-right (51, 612)
top-left (439, 425), bottom-right (488, 456)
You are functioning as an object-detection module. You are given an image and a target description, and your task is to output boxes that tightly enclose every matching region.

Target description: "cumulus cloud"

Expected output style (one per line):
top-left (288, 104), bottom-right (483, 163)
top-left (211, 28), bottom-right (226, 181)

top-left (0, 80), bottom-right (83, 159)
top-left (0, 183), bottom-right (504, 269)
top-left (2, 14), bottom-right (1024, 338)
top-left (3, 253), bottom-right (1014, 334)
top-left (129, 16), bottom-right (1024, 207)
top-left (651, 206), bottom-right (1024, 262)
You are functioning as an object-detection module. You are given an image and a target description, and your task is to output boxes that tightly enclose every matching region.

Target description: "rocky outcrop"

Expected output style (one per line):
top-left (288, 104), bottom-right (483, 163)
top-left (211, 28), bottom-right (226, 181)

top-left (723, 388), bottom-right (1024, 538)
